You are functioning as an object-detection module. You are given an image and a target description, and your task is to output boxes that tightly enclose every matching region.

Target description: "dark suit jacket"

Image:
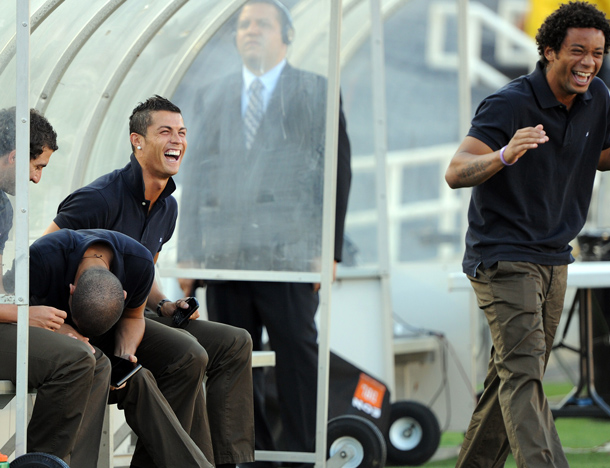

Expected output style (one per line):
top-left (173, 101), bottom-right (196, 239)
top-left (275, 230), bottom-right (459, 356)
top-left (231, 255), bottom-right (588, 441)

top-left (179, 63), bottom-right (351, 272)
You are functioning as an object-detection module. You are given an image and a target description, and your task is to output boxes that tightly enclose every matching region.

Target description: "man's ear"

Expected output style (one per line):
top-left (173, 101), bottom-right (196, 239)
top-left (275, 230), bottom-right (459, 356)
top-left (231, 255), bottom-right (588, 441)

top-left (7, 150), bottom-right (16, 164)
top-left (69, 283), bottom-right (76, 296)
top-left (130, 133), bottom-right (143, 150)
top-left (544, 46), bottom-right (556, 64)
top-left (123, 290), bottom-right (127, 300)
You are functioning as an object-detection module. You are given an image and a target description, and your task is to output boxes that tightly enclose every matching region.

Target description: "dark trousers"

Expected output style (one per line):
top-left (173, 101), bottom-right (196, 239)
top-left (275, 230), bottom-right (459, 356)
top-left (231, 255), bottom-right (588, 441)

top-left (206, 281), bottom-right (319, 459)
top-left (150, 316), bottom-right (255, 465)
top-left (457, 261), bottom-right (569, 468)
top-left (107, 319), bottom-right (212, 468)
top-left (0, 325), bottom-right (110, 468)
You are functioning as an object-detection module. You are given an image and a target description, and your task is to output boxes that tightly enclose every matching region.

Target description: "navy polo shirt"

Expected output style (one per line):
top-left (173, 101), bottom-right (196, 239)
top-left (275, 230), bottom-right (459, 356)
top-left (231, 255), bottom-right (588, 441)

top-left (53, 154), bottom-right (178, 258)
top-left (29, 229), bottom-right (154, 327)
top-left (463, 61), bottom-right (610, 276)
top-left (0, 191), bottom-right (13, 253)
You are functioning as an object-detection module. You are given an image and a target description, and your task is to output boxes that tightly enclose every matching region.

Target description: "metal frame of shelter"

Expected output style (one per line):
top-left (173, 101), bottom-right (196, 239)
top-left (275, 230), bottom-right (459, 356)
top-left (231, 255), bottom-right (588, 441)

top-left (9, 0), bottom-right (474, 466)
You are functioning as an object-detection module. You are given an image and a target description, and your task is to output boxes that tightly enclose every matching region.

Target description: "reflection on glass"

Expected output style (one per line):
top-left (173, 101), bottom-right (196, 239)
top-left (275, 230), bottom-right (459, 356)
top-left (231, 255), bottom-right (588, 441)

top-left (177, 0), bottom-right (337, 273)
top-left (0, 107), bottom-right (16, 293)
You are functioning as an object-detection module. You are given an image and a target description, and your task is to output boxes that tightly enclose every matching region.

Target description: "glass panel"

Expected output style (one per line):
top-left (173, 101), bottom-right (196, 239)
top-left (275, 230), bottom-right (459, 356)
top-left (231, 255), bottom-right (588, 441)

top-left (172, 0), bottom-right (331, 275)
top-left (0, 1), bottom-right (16, 295)
top-left (26, 0), bottom-right (228, 237)
top-left (340, 0), bottom-right (499, 267)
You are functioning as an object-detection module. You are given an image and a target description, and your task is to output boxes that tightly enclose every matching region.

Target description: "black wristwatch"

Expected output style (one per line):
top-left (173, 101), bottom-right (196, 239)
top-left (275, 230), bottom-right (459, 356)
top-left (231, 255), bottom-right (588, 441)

top-left (156, 299), bottom-right (171, 317)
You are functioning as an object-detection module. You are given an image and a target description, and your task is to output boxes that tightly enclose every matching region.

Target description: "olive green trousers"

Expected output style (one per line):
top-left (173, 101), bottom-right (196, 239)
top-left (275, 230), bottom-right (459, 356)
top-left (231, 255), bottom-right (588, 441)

top-left (456, 261), bottom-right (570, 468)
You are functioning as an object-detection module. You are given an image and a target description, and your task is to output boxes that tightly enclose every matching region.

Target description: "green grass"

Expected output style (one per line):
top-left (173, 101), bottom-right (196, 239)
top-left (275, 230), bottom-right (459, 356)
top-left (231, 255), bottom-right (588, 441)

top-left (419, 451), bottom-right (610, 468)
top-left (400, 382), bottom-right (610, 468)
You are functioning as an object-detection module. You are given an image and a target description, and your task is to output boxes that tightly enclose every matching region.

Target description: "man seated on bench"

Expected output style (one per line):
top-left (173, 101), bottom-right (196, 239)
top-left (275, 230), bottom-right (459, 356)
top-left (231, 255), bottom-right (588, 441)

top-left (44, 95), bottom-right (254, 468)
top-left (0, 108), bottom-right (109, 468)
top-left (27, 228), bottom-right (217, 468)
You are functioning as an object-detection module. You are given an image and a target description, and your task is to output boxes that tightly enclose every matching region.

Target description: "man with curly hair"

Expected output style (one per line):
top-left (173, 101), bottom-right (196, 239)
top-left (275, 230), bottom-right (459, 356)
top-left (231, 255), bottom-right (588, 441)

top-left (445, 2), bottom-right (610, 467)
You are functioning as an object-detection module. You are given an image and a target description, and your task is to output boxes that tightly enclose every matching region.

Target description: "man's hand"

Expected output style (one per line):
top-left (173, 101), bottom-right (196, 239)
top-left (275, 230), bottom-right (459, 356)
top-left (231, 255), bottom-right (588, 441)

top-left (502, 124), bottom-right (549, 165)
top-left (56, 322), bottom-right (95, 353)
top-left (29, 305), bottom-right (66, 331)
top-left (159, 298), bottom-right (200, 321)
top-left (445, 125), bottom-right (549, 189)
top-left (110, 353), bottom-right (138, 391)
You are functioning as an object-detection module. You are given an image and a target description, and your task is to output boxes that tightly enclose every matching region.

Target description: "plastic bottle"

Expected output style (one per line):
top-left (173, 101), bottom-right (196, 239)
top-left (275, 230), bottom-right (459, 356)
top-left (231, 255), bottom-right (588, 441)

top-left (0, 453), bottom-right (9, 468)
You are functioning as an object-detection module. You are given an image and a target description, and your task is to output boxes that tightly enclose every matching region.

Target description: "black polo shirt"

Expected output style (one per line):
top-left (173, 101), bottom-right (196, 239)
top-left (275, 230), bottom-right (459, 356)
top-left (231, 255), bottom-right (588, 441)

top-left (463, 61), bottom-right (610, 276)
top-left (53, 154), bottom-right (178, 258)
top-left (29, 229), bottom-right (154, 327)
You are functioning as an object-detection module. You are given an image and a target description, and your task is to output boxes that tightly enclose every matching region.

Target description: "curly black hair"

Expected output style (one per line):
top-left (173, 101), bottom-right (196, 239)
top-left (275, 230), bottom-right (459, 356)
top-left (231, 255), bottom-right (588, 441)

top-left (536, 1), bottom-right (610, 64)
top-left (0, 107), bottom-right (58, 160)
top-left (128, 95), bottom-right (182, 151)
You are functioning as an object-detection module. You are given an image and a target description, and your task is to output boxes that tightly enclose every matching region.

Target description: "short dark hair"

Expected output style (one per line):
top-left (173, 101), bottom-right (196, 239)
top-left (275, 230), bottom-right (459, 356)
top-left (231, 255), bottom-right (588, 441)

top-left (71, 268), bottom-right (125, 337)
top-left (128, 95), bottom-right (181, 151)
top-left (536, 1), bottom-right (610, 64)
top-left (0, 107), bottom-right (58, 160)
top-left (237, 0), bottom-right (294, 44)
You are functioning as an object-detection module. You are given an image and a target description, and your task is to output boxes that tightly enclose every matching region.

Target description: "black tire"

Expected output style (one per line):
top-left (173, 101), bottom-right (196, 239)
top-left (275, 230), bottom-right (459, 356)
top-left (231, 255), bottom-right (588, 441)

top-left (10, 453), bottom-right (70, 468)
top-left (384, 401), bottom-right (441, 466)
top-left (327, 415), bottom-right (387, 468)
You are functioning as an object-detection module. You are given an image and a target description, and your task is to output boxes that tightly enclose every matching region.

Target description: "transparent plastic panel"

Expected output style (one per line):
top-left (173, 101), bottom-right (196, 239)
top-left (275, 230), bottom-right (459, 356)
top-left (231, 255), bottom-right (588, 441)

top-left (28, 0), bottom-right (190, 235)
top-left (340, 0), bottom-right (485, 267)
top-left (84, 0), bottom-right (231, 185)
top-left (0, 0), bottom-right (17, 111)
top-left (171, 0), bottom-right (332, 275)
top-left (0, 2), bottom-right (16, 295)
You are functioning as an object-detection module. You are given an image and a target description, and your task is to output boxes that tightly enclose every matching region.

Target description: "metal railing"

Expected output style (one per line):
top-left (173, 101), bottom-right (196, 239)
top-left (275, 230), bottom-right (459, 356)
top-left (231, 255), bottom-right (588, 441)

top-left (427, 0), bottom-right (537, 89)
top-left (346, 143), bottom-right (461, 264)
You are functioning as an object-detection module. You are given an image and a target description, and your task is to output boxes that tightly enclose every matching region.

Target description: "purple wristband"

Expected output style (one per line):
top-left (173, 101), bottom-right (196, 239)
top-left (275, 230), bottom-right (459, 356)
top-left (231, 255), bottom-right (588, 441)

top-left (499, 146), bottom-right (515, 166)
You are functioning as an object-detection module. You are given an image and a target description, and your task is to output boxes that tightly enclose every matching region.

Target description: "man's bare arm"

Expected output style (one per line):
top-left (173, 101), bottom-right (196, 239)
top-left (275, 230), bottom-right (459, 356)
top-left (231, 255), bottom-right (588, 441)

top-left (114, 303), bottom-right (146, 359)
top-left (445, 125), bottom-right (548, 189)
top-left (42, 221), bottom-right (60, 236)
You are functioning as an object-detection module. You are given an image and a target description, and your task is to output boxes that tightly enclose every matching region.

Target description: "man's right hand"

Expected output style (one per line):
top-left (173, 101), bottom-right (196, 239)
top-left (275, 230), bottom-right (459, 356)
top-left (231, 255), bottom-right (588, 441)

top-left (56, 322), bottom-right (96, 353)
top-left (29, 305), bottom-right (66, 331)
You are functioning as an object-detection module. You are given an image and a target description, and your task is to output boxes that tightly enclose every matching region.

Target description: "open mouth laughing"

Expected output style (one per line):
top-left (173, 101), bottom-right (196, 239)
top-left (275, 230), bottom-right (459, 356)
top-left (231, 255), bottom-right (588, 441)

top-left (164, 149), bottom-right (181, 161)
top-left (573, 70), bottom-right (592, 86)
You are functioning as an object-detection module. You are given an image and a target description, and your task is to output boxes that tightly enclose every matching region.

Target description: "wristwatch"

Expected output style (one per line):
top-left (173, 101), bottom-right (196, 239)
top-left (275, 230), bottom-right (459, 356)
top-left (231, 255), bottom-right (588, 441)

top-left (156, 299), bottom-right (171, 317)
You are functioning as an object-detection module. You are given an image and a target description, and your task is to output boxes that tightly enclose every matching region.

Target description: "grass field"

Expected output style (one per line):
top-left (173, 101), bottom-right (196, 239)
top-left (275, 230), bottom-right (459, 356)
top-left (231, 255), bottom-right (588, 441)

top-left (409, 382), bottom-right (610, 468)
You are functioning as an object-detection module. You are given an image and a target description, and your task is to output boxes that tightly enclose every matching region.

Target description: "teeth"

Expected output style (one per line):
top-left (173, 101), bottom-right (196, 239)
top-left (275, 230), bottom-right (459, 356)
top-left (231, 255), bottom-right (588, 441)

top-left (574, 71), bottom-right (590, 77)
top-left (165, 150), bottom-right (180, 157)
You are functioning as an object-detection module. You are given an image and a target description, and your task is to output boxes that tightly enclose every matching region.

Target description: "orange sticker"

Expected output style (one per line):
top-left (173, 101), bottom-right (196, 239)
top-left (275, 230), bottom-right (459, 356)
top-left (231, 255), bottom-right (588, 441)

top-left (352, 373), bottom-right (386, 418)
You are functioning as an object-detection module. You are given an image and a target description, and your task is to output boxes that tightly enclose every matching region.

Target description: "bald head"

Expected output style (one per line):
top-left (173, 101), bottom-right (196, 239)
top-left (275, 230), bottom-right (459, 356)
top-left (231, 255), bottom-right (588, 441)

top-left (71, 268), bottom-right (125, 337)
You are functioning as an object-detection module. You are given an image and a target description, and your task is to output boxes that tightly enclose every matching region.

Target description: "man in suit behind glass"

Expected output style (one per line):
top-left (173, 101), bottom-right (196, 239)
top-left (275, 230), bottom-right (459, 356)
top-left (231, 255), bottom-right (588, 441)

top-left (178, 0), bottom-right (352, 465)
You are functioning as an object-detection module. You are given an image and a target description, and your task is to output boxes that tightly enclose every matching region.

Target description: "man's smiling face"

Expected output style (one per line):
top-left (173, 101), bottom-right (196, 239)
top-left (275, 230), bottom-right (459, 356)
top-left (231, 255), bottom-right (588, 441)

top-left (545, 27), bottom-right (605, 106)
top-left (138, 110), bottom-right (187, 179)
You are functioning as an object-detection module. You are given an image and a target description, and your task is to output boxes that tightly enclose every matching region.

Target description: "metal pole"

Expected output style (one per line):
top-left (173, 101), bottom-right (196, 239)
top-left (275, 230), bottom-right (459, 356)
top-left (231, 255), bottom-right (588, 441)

top-left (457, 0), bottom-right (477, 392)
top-left (369, 0), bottom-right (395, 393)
top-left (457, 0), bottom-right (471, 138)
top-left (314, 0), bottom-right (342, 465)
top-left (15, 0), bottom-right (31, 457)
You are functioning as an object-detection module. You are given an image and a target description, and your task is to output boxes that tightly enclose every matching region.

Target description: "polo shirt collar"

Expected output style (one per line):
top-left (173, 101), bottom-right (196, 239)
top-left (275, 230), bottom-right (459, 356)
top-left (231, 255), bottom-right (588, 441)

top-left (66, 235), bottom-right (123, 285)
top-left (531, 60), bottom-right (593, 109)
top-left (126, 153), bottom-right (177, 203)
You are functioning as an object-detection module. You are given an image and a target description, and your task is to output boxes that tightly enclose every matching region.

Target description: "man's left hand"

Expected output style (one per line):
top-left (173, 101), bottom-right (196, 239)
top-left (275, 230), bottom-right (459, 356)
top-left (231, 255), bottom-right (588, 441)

top-left (160, 298), bottom-right (200, 321)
